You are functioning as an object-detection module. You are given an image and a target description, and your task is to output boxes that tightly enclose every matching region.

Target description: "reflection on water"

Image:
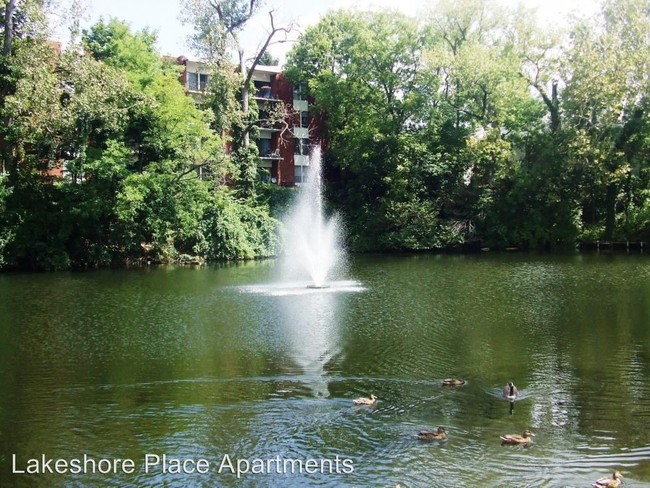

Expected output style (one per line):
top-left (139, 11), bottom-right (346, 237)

top-left (1, 255), bottom-right (650, 486)
top-left (279, 287), bottom-right (341, 398)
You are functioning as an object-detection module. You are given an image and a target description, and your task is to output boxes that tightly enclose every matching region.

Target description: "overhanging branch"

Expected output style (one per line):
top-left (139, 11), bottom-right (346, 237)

top-left (244, 10), bottom-right (294, 89)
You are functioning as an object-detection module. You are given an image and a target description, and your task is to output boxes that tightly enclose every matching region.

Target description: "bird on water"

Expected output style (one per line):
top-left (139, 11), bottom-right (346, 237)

top-left (353, 394), bottom-right (377, 406)
top-left (502, 381), bottom-right (519, 400)
top-left (417, 426), bottom-right (447, 441)
top-left (592, 471), bottom-right (623, 488)
top-left (499, 430), bottom-right (535, 446)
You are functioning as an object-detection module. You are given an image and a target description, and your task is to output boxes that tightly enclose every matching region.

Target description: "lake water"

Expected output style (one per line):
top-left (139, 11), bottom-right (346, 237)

top-left (1, 254), bottom-right (650, 487)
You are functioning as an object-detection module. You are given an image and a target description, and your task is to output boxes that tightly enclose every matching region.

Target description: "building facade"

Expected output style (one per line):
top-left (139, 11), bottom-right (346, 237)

top-left (173, 56), bottom-right (320, 186)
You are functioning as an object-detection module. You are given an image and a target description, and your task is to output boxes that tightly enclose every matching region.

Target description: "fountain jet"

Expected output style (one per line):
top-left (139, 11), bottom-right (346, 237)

top-left (282, 145), bottom-right (343, 288)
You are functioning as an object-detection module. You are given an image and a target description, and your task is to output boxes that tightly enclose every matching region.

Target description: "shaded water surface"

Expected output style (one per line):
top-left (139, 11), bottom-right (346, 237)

top-left (1, 254), bottom-right (650, 486)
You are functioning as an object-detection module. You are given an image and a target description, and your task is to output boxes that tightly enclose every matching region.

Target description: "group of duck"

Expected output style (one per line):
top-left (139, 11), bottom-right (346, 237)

top-left (352, 379), bottom-right (624, 488)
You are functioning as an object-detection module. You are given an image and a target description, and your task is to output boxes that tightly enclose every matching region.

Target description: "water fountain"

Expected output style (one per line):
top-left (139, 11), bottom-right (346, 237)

top-left (282, 145), bottom-right (341, 289)
top-left (240, 145), bottom-right (364, 296)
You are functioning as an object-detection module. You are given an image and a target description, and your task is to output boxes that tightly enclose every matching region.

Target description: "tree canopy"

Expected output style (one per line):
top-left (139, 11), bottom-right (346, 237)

top-left (2, 0), bottom-right (650, 270)
top-left (0, 8), bottom-right (280, 270)
top-left (285, 0), bottom-right (650, 250)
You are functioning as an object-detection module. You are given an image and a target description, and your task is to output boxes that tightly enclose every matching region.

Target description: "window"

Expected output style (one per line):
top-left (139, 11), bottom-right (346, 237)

top-left (187, 72), bottom-right (209, 91)
top-left (199, 73), bottom-right (209, 91)
top-left (187, 72), bottom-right (198, 91)
top-left (294, 138), bottom-right (309, 155)
top-left (258, 85), bottom-right (272, 98)
top-left (294, 165), bottom-right (309, 184)
top-left (257, 138), bottom-right (272, 157)
top-left (293, 84), bottom-right (308, 100)
top-left (300, 111), bottom-right (309, 128)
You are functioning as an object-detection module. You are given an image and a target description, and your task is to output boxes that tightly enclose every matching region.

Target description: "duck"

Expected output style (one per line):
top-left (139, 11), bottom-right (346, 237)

top-left (417, 426), bottom-right (447, 441)
top-left (502, 382), bottom-right (519, 400)
top-left (592, 471), bottom-right (623, 488)
top-left (442, 378), bottom-right (466, 386)
top-left (500, 430), bottom-right (535, 445)
top-left (353, 394), bottom-right (377, 406)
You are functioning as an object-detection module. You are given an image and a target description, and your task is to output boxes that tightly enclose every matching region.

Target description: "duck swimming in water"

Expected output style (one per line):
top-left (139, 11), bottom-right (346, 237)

top-left (503, 382), bottom-right (519, 400)
top-left (353, 394), bottom-right (377, 406)
top-left (442, 378), bottom-right (466, 386)
top-left (592, 471), bottom-right (623, 488)
top-left (417, 427), bottom-right (447, 441)
top-left (500, 430), bottom-right (535, 445)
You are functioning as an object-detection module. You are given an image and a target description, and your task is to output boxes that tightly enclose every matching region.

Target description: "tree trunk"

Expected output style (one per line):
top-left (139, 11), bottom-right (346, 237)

top-left (237, 11), bottom-right (289, 150)
top-left (3, 0), bottom-right (16, 57)
top-left (549, 80), bottom-right (560, 133)
top-left (537, 80), bottom-right (561, 133)
top-left (2, 0), bottom-right (17, 175)
top-left (239, 48), bottom-right (249, 150)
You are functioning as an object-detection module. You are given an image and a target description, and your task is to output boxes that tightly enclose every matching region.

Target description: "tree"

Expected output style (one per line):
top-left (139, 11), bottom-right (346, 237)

top-left (562, 0), bottom-right (650, 240)
top-left (287, 10), bottom-right (448, 249)
top-left (505, 5), bottom-right (564, 133)
top-left (424, 1), bottom-right (572, 247)
top-left (2, 0), bottom-right (17, 57)
top-left (83, 18), bottom-right (159, 89)
top-left (0, 6), bottom-right (283, 270)
top-left (183, 0), bottom-right (293, 199)
top-left (286, 3), bottom-right (556, 250)
top-left (1, 0), bottom-right (49, 175)
top-left (258, 49), bottom-right (278, 66)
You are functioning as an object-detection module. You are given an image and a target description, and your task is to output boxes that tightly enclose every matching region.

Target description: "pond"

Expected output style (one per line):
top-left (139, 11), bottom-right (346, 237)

top-left (1, 253), bottom-right (650, 487)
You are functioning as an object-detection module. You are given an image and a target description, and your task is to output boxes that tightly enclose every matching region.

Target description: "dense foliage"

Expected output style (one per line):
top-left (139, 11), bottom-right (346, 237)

top-left (286, 0), bottom-right (650, 251)
top-left (2, 0), bottom-right (650, 270)
top-left (0, 4), bottom-right (281, 270)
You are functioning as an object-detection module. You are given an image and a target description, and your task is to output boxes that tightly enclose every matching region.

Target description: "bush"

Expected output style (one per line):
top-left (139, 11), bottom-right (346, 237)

top-left (198, 195), bottom-right (280, 260)
top-left (258, 183), bottom-right (297, 217)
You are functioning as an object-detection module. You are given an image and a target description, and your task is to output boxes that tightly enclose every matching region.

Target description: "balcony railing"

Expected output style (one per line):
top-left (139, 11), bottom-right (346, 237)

top-left (253, 86), bottom-right (281, 101)
top-left (259, 149), bottom-right (282, 160)
top-left (259, 119), bottom-right (283, 131)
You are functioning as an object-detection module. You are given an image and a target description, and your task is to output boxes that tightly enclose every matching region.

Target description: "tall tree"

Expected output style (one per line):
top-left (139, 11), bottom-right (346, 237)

top-left (422, 0), bottom-right (544, 244)
top-left (505, 4), bottom-right (564, 133)
top-left (183, 0), bottom-right (293, 198)
top-left (287, 10), bottom-right (449, 249)
top-left (562, 0), bottom-right (650, 240)
top-left (0, 0), bottom-right (47, 174)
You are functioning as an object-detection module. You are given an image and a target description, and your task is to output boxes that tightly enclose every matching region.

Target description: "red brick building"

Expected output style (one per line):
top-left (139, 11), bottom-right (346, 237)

top-left (173, 57), bottom-right (322, 186)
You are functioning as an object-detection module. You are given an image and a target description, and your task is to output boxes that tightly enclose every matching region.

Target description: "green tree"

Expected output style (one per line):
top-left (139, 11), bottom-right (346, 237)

top-left (286, 5), bottom-right (546, 250)
top-left (80, 19), bottom-right (230, 262)
top-left (286, 10), bottom-right (442, 250)
top-left (83, 18), bottom-right (159, 89)
top-left (0, 5), bottom-right (285, 270)
top-left (183, 0), bottom-right (293, 199)
top-left (562, 0), bottom-right (650, 240)
top-left (258, 49), bottom-right (278, 66)
top-left (423, 0), bottom-right (577, 248)
top-left (0, 37), bottom-right (143, 268)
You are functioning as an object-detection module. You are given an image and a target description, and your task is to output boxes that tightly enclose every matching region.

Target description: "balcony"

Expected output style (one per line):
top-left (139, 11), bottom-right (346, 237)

top-left (253, 85), bottom-right (281, 102)
top-left (259, 148), bottom-right (283, 160)
top-left (259, 115), bottom-right (283, 132)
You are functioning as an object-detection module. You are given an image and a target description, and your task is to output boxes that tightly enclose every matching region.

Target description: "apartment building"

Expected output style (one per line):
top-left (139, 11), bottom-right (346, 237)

top-left (174, 56), bottom-right (320, 186)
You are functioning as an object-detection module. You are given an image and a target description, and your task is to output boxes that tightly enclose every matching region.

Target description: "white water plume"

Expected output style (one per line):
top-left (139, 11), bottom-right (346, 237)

top-left (281, 146), bottom-right (344, 288)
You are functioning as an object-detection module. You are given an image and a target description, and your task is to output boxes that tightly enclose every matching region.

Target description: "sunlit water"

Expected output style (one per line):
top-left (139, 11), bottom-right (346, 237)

top-left (1, 254), bottom-right (650, 486)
